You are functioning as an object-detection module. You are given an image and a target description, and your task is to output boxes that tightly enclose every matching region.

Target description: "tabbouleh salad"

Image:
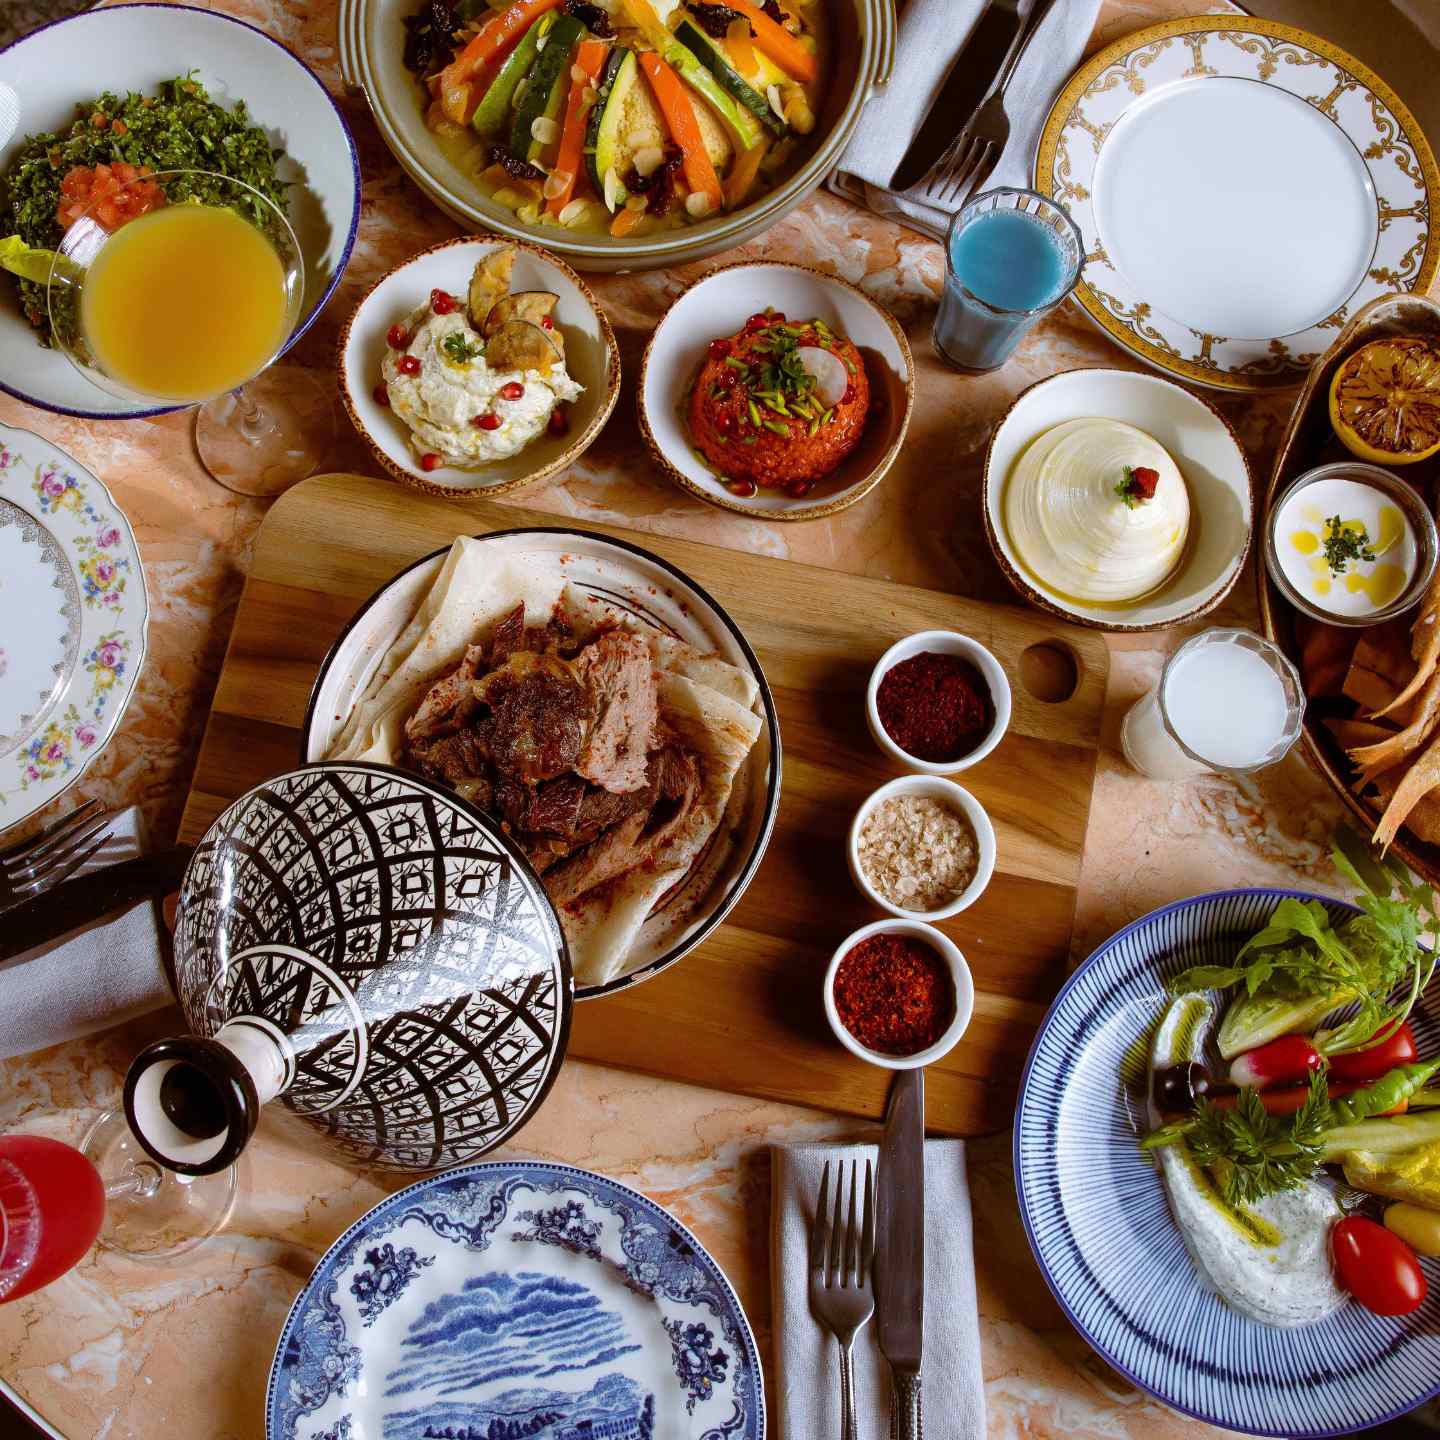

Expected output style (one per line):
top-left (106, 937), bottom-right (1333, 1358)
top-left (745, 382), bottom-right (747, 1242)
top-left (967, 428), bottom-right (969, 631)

top-left (1, 76), bottom-right (287, 341)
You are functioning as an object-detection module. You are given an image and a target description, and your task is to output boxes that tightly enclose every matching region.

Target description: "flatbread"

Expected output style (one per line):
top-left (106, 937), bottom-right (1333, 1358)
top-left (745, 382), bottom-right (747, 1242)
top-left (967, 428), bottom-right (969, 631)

top-left (326, 538), bottom-right (764, 987)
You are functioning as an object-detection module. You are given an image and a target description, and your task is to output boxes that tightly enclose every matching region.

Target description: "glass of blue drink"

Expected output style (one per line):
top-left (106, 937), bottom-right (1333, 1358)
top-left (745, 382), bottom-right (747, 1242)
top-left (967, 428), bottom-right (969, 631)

top-left (933, 187), bottom-right (1084, 373)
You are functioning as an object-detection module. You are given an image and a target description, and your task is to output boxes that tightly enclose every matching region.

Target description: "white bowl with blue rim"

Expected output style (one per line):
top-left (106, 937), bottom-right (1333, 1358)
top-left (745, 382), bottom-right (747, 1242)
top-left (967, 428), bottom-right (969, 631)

top-left (0, 3), bottom-right (360, 419)
top-left (1015, 887), bottom-right (1440, 1437)
top-left (266, 1160), bottom-right (764, 1440)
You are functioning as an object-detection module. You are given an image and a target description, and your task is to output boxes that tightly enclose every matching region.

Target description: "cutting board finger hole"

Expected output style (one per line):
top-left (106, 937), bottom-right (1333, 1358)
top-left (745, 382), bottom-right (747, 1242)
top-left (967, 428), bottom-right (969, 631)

top-left (1019, 642), bottom-right (1081, 704)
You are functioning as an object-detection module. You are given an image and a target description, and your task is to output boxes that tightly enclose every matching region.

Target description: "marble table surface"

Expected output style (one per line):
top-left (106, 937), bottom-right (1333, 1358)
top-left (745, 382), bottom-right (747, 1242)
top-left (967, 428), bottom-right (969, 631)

top-left (0, 0), bottom-right (1383, 1435)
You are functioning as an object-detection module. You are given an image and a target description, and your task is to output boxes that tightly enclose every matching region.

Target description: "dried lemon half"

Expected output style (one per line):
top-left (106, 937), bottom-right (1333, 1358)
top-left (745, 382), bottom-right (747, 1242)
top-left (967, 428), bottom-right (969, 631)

top-left (1329, 336), bottom-right (1440, 466)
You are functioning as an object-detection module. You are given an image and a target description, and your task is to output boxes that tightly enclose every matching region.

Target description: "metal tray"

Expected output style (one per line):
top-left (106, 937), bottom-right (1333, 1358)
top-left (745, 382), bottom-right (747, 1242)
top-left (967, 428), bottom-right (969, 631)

top-left (1257, 291), bottom-right (1440, 878)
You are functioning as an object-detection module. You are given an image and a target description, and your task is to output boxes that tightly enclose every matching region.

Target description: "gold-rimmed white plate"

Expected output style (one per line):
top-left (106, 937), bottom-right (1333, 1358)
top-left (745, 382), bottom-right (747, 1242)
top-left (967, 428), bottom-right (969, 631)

top-left (1036, 18), bottom-right (1439, 392)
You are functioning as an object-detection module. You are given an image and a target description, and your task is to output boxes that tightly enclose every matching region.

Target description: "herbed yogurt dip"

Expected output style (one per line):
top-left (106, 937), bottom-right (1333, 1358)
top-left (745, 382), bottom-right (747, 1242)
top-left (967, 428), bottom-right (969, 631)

top-left (382, 299), bottom-right (583, 468)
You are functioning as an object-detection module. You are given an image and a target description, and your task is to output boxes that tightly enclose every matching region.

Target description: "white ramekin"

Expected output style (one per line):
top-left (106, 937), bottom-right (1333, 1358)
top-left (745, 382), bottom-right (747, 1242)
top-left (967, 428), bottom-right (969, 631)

top-left (866, 630), bottom-right (1011, 774)
top-left (822, 918), bottom-right (975, 1071)
top-left (848, 774), bottom-right (996, 921)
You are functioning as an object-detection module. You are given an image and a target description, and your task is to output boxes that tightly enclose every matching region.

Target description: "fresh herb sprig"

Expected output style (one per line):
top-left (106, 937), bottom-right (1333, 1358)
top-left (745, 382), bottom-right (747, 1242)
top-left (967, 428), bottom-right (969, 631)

top-left (1143, 1071), bottom-right (1332, 1206)
top-left (1321, 516), bottom-right (1376, 576)
top-left (442, 331), bottom-right (484, 365)
top-left (1170, 833), bottom-right (1437, 1057)
top-left (1115, 464), bottom-right (1159, 508)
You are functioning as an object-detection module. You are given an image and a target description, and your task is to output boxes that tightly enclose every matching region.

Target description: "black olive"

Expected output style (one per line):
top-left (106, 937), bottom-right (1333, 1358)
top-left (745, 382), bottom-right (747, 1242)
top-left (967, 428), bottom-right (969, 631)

top-left (1152, 1062), bottom-right (1209, 1114)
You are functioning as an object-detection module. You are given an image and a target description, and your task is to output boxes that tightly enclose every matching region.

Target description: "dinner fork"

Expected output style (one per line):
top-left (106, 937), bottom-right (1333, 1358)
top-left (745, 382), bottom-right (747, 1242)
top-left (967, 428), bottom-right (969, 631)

top-left (914, 0), bottom-right (1062, 210)
top-left (0, 799), bottom-right (112, 915)
top-left (809, 1158), bottom-right (876, 1440)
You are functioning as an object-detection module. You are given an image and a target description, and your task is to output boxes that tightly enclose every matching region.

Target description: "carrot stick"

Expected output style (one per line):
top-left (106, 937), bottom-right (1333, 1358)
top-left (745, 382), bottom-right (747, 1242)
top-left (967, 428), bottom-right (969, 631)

top-left (723, 135), bottom-right (767, 209)
top-left (548, 38), bottom-right (609, 216)
top-left (637, 53), bottom-right (724, 214)
top-left (438, 0), bottom-right (564, 124)
top-left (725, 0), bottom-right (816, 83)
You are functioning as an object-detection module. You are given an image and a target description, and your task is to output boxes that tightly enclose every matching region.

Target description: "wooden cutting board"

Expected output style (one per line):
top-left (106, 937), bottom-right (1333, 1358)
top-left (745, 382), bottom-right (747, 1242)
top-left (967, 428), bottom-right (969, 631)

top-left (179, 473), bottom-right (1110, 1134)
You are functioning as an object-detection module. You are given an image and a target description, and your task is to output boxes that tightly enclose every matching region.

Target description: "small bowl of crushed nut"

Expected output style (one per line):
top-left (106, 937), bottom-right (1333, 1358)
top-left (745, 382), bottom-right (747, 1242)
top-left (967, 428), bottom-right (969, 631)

top-left (847, 774), bottom-right (996, 921)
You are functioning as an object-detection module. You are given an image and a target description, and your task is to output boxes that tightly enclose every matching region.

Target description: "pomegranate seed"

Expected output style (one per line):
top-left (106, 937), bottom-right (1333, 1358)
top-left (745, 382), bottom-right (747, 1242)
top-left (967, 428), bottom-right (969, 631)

top-left (708, 338), bottom-right (732, 360)
top-left (787, 479), bottom-right (813, 498)
top-left (386, 324), bottom-right (411, 350)
top-left (419, 453), bottom-right (441, 472)
top-left (500, 381), bottom-right (525, 401)
top-left (373, 382), bottom-right (389, 407)
top-left (398, 354), bottom-right (421, 376)
top-left (548, 406), bottom-right (569, 436)
top-left (430, 289), bottom-right (456, 314)
top-left (540, 314), bottom-right (554, 329)
top-left (717, 413), bottom-right (737, 437)
top-left (474, 412), bottom-right (502, 431)
top-left (718, 368), bottom-right (737, 388)
top-left (842, 384), bottom-right (855, 404)
top-left (744, 312), bottom-right (769, 331)
top-left (728, 479), bottom-right (757, 498)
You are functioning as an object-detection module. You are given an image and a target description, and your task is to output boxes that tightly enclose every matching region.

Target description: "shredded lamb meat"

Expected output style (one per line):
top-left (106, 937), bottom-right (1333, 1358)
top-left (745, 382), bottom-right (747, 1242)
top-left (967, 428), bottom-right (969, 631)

top-left (402, 608), bottom-right (700, 911)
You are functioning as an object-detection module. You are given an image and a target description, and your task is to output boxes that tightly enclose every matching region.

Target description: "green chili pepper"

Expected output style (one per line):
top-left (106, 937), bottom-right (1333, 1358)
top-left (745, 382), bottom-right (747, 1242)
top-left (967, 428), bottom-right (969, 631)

top-left (1328, 1059), bottom-right (1440, 1127)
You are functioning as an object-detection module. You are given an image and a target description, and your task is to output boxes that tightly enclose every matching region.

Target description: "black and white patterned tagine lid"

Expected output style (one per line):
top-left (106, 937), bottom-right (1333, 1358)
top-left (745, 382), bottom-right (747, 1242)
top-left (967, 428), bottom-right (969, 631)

top-left (125, 763), bottom-right (572, 1176)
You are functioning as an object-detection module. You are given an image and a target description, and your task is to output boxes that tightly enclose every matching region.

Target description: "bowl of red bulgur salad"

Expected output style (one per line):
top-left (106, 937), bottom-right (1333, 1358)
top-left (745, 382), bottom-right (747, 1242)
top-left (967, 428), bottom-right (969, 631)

top-left (638, 259), bottom-right (913, 520)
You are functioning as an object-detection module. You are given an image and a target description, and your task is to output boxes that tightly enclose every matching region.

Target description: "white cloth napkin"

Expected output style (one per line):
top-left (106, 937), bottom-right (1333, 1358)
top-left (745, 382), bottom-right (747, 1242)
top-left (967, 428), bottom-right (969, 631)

top-left (771, 1139), bottom-right (986, 1439)
top-left (0, 806), bottom-right (172, 1060)
top-left (828, 0), bottom-right (1102, 240)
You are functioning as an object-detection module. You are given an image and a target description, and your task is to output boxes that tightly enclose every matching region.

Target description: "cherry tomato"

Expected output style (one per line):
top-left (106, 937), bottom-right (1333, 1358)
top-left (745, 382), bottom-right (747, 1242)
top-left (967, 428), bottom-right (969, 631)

top-left (1329, 1021), bottom-right (1417, 1084)
top-left (1332, 1216), bottom-right (1426, 1316)
top-left (430, 289), bottom-right (456, 315)
top-left (398, 354), bottom-right (421, 376)
top-left (499, 381), bottom-right (525, 401)
top-left (386, 324), bottom-right (412, 350)
top-left (419, 453), bottom-right (442, 472)
top-left (373, 383), bottom-right (389, 407)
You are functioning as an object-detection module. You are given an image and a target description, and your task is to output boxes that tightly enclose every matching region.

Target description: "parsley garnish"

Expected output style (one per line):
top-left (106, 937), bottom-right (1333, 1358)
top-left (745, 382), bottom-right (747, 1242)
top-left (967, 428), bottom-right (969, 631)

top-left (1144, 1071), bottom-right (1332, 1206)
top-left (1321, 516), bottom-right (1376, 575)
top-left (442, 331), bottom-right (484, 364)
top-left (1115, 464), bottom-right (1159, 509)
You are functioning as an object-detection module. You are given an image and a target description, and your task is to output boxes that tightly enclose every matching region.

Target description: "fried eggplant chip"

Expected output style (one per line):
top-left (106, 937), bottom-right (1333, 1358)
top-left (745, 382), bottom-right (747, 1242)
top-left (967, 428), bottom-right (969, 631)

top-left (485, 318), bottom-right (563, 374)
top-left (467, 246), bottom-right (517, 329)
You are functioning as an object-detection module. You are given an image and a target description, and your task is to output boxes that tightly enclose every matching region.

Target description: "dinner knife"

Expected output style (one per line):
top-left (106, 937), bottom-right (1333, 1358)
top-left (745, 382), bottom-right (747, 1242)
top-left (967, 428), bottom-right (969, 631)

top-left (877, 1067), bottom-right (925, 1440)
top-left (889, 0), bottom-right (1024, 193)
top-left (0, 845), bottom-right (192, 962)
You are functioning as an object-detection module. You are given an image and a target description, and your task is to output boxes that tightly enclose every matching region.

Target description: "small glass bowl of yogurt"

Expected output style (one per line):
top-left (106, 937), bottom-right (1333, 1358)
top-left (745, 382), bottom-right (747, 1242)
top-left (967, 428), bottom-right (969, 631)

top-left (1266, 461), bottom-right (1438, 627)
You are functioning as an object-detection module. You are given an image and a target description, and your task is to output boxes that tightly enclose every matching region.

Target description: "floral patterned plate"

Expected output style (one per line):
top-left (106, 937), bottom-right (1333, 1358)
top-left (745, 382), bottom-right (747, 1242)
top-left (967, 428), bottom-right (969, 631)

top-left (0, 423), bottom-right (146, 832)
top-left (1035, 18), bottom-right (1439, 392)
top-left (266, 1161), bottom-right (764, 1440)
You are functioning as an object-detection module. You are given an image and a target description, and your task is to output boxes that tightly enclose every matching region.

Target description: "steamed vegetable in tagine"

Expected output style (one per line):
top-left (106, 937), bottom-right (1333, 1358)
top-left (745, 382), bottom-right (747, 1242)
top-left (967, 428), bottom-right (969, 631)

top-left (403, 0), bottom-right (826, 238)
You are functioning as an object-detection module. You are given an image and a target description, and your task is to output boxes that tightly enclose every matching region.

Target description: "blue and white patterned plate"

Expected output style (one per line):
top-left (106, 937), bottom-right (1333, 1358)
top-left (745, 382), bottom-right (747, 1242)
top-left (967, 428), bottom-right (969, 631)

top-left (1015, 888), bottom-right (1440, 1438)
top-left (267, 1161), bottom-right (764, 1440)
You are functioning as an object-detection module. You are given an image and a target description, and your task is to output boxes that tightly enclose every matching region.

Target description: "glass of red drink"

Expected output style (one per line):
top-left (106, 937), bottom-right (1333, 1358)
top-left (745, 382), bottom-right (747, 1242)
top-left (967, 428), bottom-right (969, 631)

top-left (0, 1115), bottom-right (237, 1302)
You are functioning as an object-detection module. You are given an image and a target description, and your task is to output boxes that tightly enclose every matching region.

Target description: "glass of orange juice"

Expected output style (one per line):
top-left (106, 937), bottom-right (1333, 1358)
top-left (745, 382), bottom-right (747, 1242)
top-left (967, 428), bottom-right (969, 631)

top-left (46, 168), bottom-right (331, 497)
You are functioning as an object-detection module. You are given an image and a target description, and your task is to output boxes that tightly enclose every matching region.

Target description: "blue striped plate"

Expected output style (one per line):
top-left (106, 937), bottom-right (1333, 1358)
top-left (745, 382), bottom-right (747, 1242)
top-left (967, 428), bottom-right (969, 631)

top-left (1015, 888), bottom-right (1440, 1437)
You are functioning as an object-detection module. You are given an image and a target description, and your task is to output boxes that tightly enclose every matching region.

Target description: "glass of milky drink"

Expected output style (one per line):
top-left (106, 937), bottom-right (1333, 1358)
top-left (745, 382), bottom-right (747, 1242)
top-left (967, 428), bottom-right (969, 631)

top-left (1121, 628), bottom-right (1304, 780)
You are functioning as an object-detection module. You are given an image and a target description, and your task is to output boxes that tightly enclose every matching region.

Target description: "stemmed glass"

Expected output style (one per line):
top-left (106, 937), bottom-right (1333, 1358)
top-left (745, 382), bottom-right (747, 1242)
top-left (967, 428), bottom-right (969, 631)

top-left (0, 1122), bottom-right (237, 1295)
top-left (45, 167), bottom-right (333, 497)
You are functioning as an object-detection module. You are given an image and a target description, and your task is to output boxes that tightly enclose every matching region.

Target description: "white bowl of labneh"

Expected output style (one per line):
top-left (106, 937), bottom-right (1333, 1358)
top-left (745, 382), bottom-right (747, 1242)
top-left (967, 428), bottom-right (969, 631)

top-left (823, 919), bottom-right (975, 1070)
top-left (848, 775), bottom-right (996, 921)
top-left (866, 630), bottom-right (1011, 774)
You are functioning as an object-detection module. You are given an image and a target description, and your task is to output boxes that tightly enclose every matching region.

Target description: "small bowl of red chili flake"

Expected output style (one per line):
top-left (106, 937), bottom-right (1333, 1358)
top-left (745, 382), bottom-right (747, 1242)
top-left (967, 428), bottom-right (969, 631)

top-left (823, 920), bottom-right (975, 1070)
top-left (866, 630), bottom-right (1011, 774)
